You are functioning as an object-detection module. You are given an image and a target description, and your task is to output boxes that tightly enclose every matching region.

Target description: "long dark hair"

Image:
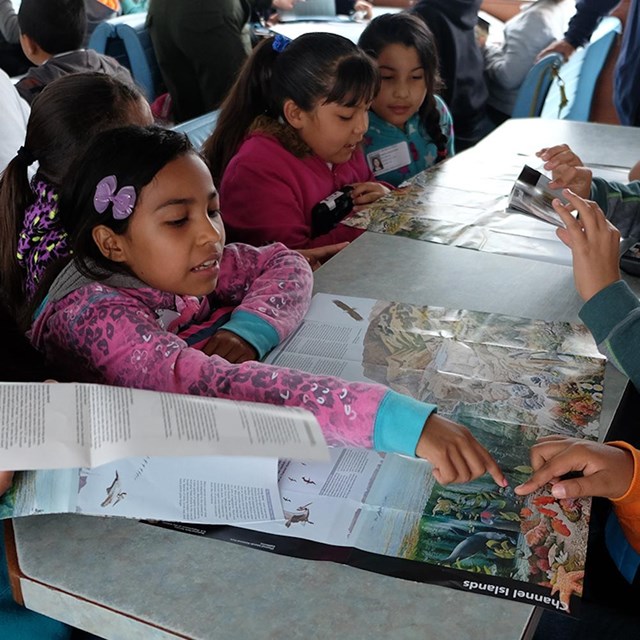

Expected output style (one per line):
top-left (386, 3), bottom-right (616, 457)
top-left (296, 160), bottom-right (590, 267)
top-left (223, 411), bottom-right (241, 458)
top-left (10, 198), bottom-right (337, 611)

top-left (24, 126), bottom-right (195, 328)
top-left (0, 72), bottom-right (147, 318)
top-left (64, 126), bottom-right (194, 276)
top-left (358, 12), bottom-right (449, 160)
top-left (203, 33), bottom-right (380, 186)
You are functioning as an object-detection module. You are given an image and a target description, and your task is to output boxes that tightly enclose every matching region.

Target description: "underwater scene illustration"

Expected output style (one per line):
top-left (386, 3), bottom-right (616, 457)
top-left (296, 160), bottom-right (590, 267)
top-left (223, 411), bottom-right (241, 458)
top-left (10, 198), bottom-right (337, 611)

top-left (356, 300), bottom-right (604, 613)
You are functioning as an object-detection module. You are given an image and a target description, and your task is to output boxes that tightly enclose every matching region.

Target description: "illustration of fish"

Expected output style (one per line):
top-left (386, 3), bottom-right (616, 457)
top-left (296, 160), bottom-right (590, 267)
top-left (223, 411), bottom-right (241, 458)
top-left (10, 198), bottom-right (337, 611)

top-left (332, 299), bottom-right (363, 321)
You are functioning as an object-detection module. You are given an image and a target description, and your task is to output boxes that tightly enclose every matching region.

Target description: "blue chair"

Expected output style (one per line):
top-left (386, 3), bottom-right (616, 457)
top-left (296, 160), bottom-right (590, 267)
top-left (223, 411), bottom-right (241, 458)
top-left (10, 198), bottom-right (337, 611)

top-left (87, 12), bottom-right (162, 102)
top-left (172, 110), bottom-right (220, 150)
top-left (511, 53), bottom-right (563, 118)
top-left (540, 16), bottom-right (621, 121)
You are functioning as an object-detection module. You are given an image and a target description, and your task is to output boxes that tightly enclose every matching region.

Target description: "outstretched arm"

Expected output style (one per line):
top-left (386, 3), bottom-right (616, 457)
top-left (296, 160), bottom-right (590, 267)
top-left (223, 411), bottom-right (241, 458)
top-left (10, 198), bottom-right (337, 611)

top-left (514, 435), bottom-right (634, 499)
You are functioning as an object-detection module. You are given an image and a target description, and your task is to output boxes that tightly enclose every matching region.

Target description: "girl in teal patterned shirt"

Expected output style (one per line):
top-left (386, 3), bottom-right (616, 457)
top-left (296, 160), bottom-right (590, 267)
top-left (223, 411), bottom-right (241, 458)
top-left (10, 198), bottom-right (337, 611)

top-left (358, 12), bottom-right (454, 187)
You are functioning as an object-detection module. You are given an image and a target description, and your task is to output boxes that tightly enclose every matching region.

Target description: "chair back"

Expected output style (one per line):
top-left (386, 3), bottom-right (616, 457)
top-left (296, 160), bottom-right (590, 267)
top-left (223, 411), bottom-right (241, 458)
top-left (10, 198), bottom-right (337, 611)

top-left (540, 16), bottom-right (621, 121)
top-left (172, 110), bottom-right (220, 150)
top-left (511, 53), bottom-right (563, 118)
top-left (87, 12), bottom-right (162, 102)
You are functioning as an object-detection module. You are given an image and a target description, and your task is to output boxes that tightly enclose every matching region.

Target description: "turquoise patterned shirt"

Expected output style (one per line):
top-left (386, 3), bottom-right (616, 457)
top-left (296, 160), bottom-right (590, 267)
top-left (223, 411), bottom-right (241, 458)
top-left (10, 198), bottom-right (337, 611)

top-left (362, 96), bottom-right (455, 187)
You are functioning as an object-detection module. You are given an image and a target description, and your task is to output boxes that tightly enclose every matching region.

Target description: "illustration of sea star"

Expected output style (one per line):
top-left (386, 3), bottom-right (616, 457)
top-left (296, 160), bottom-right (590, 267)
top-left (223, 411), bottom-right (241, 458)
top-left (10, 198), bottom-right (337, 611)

top-left (551, 565), bottom-right (584, 611)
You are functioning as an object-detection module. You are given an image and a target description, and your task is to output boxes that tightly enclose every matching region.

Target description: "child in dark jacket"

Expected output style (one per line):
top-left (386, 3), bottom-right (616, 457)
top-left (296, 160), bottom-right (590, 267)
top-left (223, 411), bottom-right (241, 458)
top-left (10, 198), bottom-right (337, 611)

top-left (15, 0), bottom-right (133, 104)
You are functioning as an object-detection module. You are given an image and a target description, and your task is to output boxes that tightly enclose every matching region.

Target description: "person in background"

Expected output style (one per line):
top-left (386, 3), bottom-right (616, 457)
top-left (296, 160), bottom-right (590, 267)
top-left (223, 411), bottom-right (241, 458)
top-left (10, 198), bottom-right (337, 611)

top-left (358, 12), bottom-right (454, 187)
top-left (0, 73), bottom-right (153, 319)
top-left (0, 67), bottom-right (29, 172)
top-left (273, 0), bottom-right (373, 20)
top-left (483, 0), bottom-right (574, 125)
top-left (121, 0), bottom-right (147, 13)
top-left (538, 0), bottom-right (640, 126)
top-left (411, 0), bottom-right (491, 150)
top-left (537, 143), bottom-right (640, 239)
top-left (85, 0), bottom-right (119, 40)
top-left (204, 33), bottom-right (389, 263)
top-left (147, 0), bottom-right (298, 123)
top-left (516, 188), bottom-right (640, 638)
top-left (0, 0), bottom-right (123, 76)
top-left (26, 124), bottom-right (506, 488)
top-left (15, 0), bottom-right (133, 104)
top-left (0, 0), bottom-right (31, 75)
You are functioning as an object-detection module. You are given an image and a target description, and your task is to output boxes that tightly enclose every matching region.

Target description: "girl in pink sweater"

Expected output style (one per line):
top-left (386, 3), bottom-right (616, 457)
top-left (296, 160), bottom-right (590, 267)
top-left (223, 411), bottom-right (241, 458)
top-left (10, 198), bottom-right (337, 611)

top-left (28, 125), bottom-right (505, 487)
top-left (203, 33), bottom-right (391, 265)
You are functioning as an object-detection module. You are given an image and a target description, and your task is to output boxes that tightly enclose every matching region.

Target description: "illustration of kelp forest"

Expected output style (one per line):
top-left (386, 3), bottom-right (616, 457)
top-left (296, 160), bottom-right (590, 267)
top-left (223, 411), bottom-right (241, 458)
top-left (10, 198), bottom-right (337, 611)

top-left (362, 301), bottom-right (606, 438)
top-left (363, 300), bottom-right (597, 609)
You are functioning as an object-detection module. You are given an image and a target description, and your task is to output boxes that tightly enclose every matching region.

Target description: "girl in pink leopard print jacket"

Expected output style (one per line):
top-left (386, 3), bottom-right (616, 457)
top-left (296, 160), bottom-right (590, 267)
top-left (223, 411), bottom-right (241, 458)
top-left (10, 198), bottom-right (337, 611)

top-left (27, 125), bottom-right (505, 487)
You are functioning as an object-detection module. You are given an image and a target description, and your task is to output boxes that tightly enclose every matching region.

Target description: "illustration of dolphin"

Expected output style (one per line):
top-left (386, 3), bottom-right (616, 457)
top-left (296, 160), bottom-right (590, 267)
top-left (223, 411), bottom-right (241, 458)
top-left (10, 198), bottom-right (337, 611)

top-left (443, 532), bottom-right (513, 563)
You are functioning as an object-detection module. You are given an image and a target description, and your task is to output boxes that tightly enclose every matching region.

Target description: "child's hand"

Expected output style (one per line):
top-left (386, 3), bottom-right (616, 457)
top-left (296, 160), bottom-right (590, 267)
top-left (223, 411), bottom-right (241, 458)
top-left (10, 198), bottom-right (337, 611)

top-left (553, 190), bottom-right (621, 301)
top-left (271, 0), bottom-right (299, 10)
top-left (296, 242), bottom-right (350, 270)
top-left (350, 182), bottom-right (390, 209)
top-left (514, 436), bottom-right (634, 500)
top-left (203, 330), bottom-right (258, 363)
top-left (415, 414), bottom-right (507, 487)
top-left (0, 470), bottom-right (14, 497)
top-left (536, 39), bottom-right (576, 63)
top-left (353, 0), bottom-right (373, 20)
top-left (537, 144), bottom-right (592, 198)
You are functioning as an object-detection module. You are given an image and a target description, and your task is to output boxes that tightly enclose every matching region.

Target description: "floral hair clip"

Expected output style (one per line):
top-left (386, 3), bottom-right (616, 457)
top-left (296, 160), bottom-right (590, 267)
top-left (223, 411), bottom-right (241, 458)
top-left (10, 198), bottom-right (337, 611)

top-left (93, 175), bottom-right (136, 220)
top-left (272, 33), bottom-right (291, 53)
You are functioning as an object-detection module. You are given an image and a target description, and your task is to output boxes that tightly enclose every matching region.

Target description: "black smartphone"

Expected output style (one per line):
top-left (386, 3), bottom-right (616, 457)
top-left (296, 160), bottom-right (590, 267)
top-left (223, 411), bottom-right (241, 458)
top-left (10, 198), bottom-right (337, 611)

top-left (311, 186), bottom-right (354, 237)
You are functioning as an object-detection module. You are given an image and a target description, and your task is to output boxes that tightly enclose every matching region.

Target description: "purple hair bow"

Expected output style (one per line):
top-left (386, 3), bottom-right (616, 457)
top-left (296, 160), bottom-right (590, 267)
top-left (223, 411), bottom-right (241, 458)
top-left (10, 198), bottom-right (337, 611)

top-left (94, 175), bottom-right (137, 220)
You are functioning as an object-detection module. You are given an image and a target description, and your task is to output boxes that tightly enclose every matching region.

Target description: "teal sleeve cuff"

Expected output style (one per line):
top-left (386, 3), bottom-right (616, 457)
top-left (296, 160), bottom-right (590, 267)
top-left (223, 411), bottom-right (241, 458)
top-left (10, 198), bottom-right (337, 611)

top-left (221, 310), bottom-right (280, 360)
top-left (590, 178), bottom-right (609, 212)
top-left (579, 281), bottom-right (640, 344)
top-left (373, 390), bottom-right (435, 456)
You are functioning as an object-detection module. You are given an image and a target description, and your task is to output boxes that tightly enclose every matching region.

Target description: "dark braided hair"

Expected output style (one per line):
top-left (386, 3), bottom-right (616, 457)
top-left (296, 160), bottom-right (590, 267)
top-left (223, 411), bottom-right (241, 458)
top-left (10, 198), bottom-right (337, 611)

top-left (359, 12), bottom-right (449, 163)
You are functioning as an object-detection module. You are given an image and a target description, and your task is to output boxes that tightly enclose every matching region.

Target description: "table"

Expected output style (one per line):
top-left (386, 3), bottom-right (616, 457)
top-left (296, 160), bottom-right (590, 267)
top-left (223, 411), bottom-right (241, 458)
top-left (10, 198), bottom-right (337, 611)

top-left (269, 7), bottom-right (400, 43)
top-left (473, 117), bottom-right (640, 170)
top-left (345, 118), bottom-right (640, 265)
top-left (7, 232), bottom-right (634, 640)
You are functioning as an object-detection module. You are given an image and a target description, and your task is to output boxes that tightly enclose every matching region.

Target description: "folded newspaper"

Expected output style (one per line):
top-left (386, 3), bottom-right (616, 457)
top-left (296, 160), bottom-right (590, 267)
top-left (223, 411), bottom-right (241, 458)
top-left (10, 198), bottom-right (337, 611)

top-left (0, 383), bottom-right (327, 524)
top-left (507, 165), bottom-right (569, 226)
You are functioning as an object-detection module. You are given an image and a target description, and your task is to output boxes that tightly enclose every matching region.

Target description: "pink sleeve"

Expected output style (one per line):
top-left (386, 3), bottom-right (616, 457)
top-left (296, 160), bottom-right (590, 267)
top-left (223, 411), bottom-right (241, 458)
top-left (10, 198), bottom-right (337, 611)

top-left (221, 149), bottom-right (365, 249)
top-left (221, 156), bottom-right (313, 249)
top-left (36, 291), bottom-right (389, 449)
top-left (213, 242), bottom-right (313, 341)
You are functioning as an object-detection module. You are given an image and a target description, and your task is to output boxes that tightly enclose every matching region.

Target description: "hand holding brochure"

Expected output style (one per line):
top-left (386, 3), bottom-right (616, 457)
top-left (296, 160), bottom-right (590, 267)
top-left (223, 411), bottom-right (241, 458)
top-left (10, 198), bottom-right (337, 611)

top-left (508, 165), bottom-right (569, 227)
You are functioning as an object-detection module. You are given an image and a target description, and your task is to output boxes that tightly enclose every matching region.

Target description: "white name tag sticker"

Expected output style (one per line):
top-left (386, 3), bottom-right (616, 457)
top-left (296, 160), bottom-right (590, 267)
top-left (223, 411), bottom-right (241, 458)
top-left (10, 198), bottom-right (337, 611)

top-left (367, 141), bottom-right (411, 175)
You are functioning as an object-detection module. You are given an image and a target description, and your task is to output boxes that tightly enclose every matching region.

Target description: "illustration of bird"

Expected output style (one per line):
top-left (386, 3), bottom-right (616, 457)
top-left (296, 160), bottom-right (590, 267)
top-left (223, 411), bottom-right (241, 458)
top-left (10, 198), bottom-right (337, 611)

top-left (283, 496), bottom-right (291, 502)
top-left (101, 470), bottom-right (127, 508)
top-left (302, 476), bottom-right (316, 485)
top-left (284, 503), bottom-right (313, 527)
top-left (288, 476), bottom-right (297, 482)
top-left (332, 299), bottom-right (363, 321)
